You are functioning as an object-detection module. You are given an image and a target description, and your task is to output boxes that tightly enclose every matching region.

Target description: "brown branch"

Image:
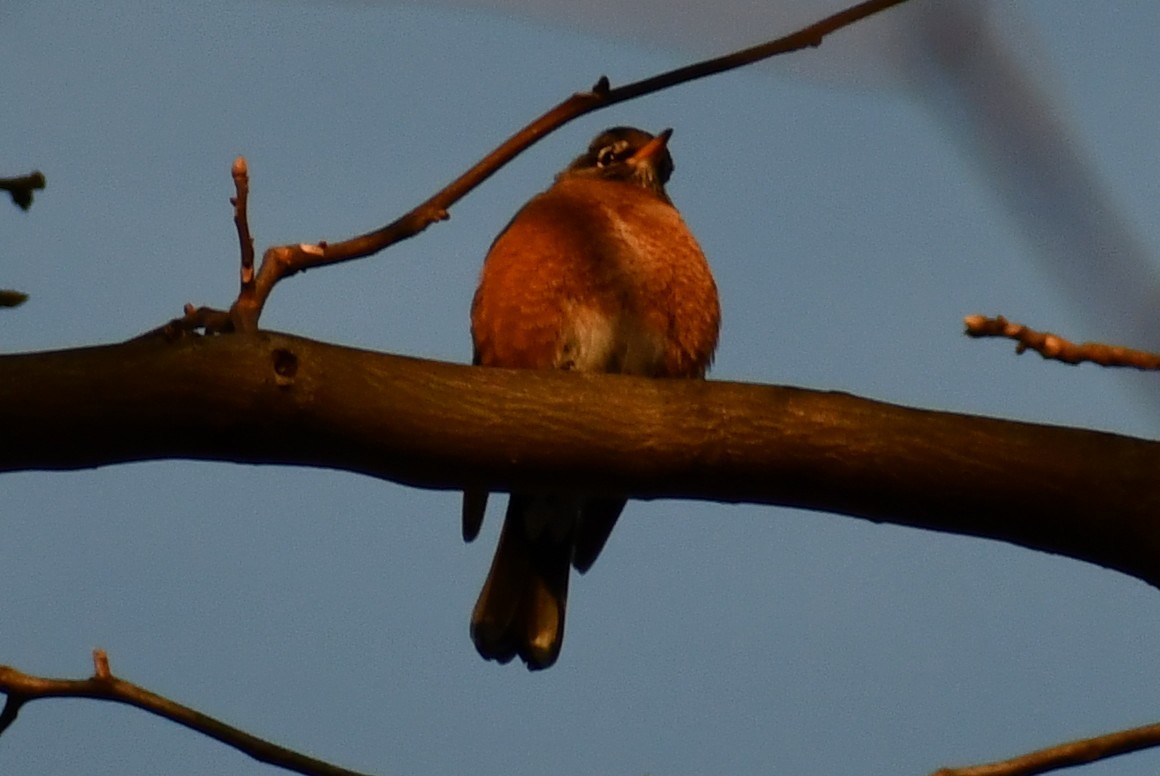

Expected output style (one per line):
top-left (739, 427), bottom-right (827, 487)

top-left (164, 0), bottom-right (912, 334)
top-left (134, 303), bottom-right (233, 342)
top-left (0, 171), bottom-right (45, 211)
top-left (0, 650), bottom-right (374, 776)
top-left (231, 156), bottom-right (258, 332)
top-left (932, 719), bottom-right (1160, 776)
top-left (233, 157), bottom-right (256, 285)
top-left (965, 314), bottom-right (1160, 369)
top-left (0, 289), bottom-right (29, 308)
top-left (317, 0), bottom-right (912, 268)
top-left (281, 0), bottom-right (913, 268)
top-left (4, 332), bottom-right (1160, 588)
top-left (153, 159), bottom-right (257, 337)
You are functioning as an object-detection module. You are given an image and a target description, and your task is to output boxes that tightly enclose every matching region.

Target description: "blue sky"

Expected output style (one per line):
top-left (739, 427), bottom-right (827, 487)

top-left (4, 1), bottom-right (1160, 774)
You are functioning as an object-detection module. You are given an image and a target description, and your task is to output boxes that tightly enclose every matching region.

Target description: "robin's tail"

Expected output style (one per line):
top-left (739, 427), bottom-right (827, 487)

top-left (470, 494), bottom-right (571, 670)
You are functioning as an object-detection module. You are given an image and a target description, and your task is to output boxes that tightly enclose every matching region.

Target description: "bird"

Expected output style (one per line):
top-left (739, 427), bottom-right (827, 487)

top-left (463, 126), bottom-right (720, 670)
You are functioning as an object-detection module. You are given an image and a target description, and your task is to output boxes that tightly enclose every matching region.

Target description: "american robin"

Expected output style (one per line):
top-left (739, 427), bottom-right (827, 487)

top-left (464, 126), bottom-right (721, 670)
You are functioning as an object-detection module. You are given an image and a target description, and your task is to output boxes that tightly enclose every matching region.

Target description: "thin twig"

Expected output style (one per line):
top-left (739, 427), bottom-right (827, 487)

top-left (155, 0), bottom-right (912, 334)
top-left (0, 651), bottom-right (375, 776)
top-left (132, 303), bottom-right (232, 341)
top-left (964, 314), bottom-right (1160, 369)
top-left (0, 171), bottom-right (45, 211)
top-left (233, 158), bottom-right (256, 288)
top-left (932, 719), bottom-right (1160, 776)
top-left (314, 0), bottom-right (912, 271)
top-left (231, 156), bottom-right (257, 332)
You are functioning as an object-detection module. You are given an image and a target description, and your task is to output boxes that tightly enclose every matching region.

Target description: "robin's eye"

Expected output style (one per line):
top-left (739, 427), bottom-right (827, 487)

top-left (595, 142), bottom-right (628, 168)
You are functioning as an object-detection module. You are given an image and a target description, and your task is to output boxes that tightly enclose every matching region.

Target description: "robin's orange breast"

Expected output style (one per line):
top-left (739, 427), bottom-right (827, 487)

top-left (471, 175), bottom-right (720, 378)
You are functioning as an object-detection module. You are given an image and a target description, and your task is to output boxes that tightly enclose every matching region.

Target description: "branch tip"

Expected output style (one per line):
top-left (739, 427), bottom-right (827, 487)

top-left (0, 290), bottom-right (29, 308)
top-left (965, 313), bottom-right (1160, 369)
top-left (92, 649), bottom-right (111, 679)
top-left (232, 157), bottom-right (256, 289)
top-left (1, 170), bottom-right (46, 210)
top-left (962, 314), bottom-right (987, 330)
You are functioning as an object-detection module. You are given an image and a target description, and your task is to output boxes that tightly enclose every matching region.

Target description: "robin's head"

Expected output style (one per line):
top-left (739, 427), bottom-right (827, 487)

top-left (561, 126), bottom-right (675, 199)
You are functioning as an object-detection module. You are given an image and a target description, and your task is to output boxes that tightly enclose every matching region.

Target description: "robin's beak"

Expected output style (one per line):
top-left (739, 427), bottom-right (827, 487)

top-left (629, 128), bottom-right (673, 165)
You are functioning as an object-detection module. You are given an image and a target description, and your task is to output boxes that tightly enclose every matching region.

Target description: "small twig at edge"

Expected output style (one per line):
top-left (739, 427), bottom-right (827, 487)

top-left (964, 314), bottom-right (1160, 370)
top-left (0, 171), bottom-right (46, 211)
top-left (0, 652), bottom-right (375, 776)
top-left (932, 718), bottom-right (1160, 776)
top-left (0, 290), bottom-right (29, 308)
top-left (232, 157), bottom-right (256, 289)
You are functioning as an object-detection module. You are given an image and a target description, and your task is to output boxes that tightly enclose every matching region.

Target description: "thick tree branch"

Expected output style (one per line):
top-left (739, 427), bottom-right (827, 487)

top-left (0, 651), bottom-right (372, 776)
top-left (3, 332), bottom-right (1159, 588)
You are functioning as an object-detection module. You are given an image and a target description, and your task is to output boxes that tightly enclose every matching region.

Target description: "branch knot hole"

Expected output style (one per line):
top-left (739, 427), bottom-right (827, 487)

top-left (271, 348), bottom-right (298, 387)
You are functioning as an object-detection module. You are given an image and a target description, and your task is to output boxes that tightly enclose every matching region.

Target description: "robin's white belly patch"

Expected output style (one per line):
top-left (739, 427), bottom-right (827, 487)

top-left (561, 304), bottom-right (665, 375)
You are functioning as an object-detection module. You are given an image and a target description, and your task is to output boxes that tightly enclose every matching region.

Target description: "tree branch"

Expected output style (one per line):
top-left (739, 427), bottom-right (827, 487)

top-left (3, 332), bottom-right (1159, 589)
top-left (0, 289), bottom-right (29, 308)
top-left (0, 171), bottom-right (45, 211)
top-left (232, 157), bottom-right (256, 294)
top-left (0, 650), bottom-right (373, 776)
top-left (965, 314), bottom-right (1160, 369)
top-left (277, 0), bottom-right (912, 271)
top-left (155, 0), bottom-right (912, 334)
top-left (932, 719), bottom-right (1160, 776)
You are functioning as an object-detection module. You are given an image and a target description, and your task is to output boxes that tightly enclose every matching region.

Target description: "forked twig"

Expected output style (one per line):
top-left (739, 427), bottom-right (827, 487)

top-left (146, 0), bottom-right (911, 336)
top-left (0, 651), bottom-right (373, 776)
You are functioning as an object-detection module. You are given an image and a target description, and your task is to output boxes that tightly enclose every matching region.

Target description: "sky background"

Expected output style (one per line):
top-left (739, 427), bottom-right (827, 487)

top-left (4, 1), bottom-right (1160, 774)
